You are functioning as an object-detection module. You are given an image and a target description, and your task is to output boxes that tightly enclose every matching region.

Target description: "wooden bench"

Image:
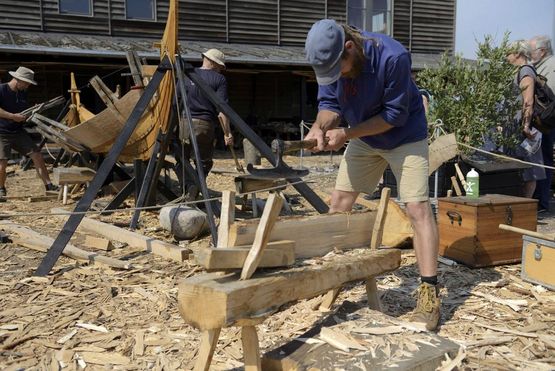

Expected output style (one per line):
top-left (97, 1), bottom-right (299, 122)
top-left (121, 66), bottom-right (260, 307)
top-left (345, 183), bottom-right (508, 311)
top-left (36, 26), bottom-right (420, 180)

top-left (178, 248), bottom-right (401, 370)
top-left (53, 167), bottom-right (96, 204)
top-left (178, 188), bottom-right (401, 370)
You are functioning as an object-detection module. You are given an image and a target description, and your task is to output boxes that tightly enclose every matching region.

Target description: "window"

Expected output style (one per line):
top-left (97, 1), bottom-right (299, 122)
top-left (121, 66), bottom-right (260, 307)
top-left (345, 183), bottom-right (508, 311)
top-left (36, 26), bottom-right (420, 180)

top-left (348, 0), bottom-right (392, 35)
top-left (59, 0), bottom-right (92, 16)
top-left (126, 0), bottom-right (156, 21)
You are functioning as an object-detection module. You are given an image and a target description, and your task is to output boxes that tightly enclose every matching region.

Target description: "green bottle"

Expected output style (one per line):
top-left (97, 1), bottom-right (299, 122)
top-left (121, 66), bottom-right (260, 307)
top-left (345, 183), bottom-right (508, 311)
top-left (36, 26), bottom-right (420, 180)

top-left (465, 168), bottom-right (479, 198)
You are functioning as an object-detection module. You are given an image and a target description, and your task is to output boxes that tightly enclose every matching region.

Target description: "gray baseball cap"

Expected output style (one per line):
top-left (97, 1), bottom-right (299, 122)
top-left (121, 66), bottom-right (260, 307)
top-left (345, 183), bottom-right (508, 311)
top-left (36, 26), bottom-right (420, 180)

top-left (305, 19), bottom-right (345, 85)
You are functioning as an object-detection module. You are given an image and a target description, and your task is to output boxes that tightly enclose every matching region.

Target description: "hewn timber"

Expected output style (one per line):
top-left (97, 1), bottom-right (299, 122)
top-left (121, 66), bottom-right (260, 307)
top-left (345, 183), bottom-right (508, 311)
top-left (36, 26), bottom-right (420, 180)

top-left (194, 241), bottom-right (295, 270)
top-left (227, 210), bottom-right (377, 258)
top-left (0, 221), bottom-right (132, 270)
top-left (51, 208), bottom-right (189, 262)
top-left (178, 249), bottom-right (400, 330)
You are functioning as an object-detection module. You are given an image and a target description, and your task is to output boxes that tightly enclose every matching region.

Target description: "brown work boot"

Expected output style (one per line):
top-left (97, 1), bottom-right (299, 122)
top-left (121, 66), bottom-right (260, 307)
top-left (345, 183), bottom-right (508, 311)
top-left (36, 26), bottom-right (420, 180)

top-left (409, 282), bottom-right (440, 331)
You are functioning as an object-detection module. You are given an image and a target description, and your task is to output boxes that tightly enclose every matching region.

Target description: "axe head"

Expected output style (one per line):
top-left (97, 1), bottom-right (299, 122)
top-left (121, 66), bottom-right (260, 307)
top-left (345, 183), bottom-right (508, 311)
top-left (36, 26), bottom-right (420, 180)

top-left (246, 163), bottom-right (309, 180)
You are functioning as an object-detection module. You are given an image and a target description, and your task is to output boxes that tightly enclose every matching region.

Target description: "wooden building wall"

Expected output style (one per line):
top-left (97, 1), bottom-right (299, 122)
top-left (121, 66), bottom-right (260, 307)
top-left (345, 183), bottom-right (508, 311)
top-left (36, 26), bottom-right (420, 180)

top-left (393, 0), bottom-right (456, 53)
top-left (0, 1), bottom-right (455, 52)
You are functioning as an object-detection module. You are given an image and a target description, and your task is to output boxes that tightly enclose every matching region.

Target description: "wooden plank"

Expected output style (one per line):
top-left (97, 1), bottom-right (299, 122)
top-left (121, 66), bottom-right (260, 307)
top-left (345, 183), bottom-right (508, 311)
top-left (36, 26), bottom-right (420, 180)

top-left (194, 241), bottom-right (295, 270)
top-left (241, 193), bottom-right (284, 280)
top-left (84, 235), bottom-right (114, 251)
top-left (217, 190), bottom-right (235, 248)
top-left (89, 76), bottom-right (125, 124)
top-left (177, 249), bottom-right (401, 330)
top-left (370, 187), bottom-right (391, 250)
top-left (242, 326), bottom-right (261, 371)
top-left (53, 167), bottom-right (96, 185)
top-left (0, 221), bottom-right (132, 270)
top-left (51, 208), bottom-right (189, 262)
top-left (228, 210), bottom-right (376, 258)
top-left (451, 176), bottom-right (462, 196)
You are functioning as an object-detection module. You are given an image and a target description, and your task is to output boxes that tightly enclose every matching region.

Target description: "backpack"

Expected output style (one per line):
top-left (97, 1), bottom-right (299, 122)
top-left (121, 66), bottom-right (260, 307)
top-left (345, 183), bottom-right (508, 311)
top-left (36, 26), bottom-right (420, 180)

top-left (518, 65), bottom-right (555, 132)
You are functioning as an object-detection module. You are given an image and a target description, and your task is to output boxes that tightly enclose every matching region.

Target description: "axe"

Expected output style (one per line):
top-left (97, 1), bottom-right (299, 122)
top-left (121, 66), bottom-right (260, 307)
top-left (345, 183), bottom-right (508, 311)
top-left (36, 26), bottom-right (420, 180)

top-left (246, 139), bottom-right (320, 179)
top-left (218, 115), bottom-right (244, 173)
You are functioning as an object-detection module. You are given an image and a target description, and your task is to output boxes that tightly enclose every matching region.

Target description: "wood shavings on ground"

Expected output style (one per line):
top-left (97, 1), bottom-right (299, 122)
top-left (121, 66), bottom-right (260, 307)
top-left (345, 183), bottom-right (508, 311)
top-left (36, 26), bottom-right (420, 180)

top-left (0, 153), bottom-right (553, 370)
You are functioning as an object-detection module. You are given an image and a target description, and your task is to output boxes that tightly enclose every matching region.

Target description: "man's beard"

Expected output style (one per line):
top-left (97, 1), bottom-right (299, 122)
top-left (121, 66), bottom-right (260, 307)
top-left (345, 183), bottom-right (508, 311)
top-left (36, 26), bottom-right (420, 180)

top-left (343, 50), bottom-right (365, 79)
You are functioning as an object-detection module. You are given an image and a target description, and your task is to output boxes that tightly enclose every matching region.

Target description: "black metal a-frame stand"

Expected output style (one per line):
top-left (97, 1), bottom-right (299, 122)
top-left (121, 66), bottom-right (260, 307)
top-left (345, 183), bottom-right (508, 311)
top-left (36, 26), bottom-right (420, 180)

top-left (34, 59), bottom-right (171, 276)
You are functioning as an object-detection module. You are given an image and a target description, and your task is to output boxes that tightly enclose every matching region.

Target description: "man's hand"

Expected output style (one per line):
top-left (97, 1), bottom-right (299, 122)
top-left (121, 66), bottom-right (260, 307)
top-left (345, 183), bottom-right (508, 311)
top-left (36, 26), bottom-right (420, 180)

top-left (224, 133), bottom-right (233, 146)
top-left (323, 128), bottom-right (348, 151)
top-left (304, 126), bottom-right (327, 152)
top-left (11, 113), bottom-right (26, 123)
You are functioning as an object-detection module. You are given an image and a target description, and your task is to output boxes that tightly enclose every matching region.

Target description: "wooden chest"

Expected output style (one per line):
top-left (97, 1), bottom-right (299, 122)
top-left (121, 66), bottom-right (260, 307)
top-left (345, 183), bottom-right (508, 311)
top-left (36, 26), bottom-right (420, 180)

top-left (521, 236), bottom-right (555, 290)
top-left (438, 194), bottom-right (537, 267)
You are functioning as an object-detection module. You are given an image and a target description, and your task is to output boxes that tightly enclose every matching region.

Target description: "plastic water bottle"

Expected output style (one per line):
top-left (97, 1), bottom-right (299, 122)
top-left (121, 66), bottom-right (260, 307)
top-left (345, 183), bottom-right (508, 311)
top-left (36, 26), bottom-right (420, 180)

top-left (465, 168), bottom-right (479, 198)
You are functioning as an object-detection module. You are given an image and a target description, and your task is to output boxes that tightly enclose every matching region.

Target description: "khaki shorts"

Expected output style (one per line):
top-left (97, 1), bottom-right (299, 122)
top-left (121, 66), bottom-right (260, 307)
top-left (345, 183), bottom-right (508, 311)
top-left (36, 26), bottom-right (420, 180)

top-left (0, 131), bottom-right (39, 160)
top-left (335, 138), bottom-right (429, 203)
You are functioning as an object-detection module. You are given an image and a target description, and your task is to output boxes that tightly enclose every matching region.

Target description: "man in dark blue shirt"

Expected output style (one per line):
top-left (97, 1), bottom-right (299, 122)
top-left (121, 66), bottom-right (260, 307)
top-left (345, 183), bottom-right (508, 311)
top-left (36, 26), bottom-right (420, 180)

top-left (0, 66), bottom-right (57, 197)
top-left (304, 20), bottom-right (440, 330)
top-left (175, 49), bottom-right (232, 199)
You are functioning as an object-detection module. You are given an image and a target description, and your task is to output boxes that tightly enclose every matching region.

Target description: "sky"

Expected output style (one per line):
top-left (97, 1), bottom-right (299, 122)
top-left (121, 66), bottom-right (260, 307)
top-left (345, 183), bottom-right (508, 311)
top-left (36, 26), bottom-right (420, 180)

top-left (455, 0), bottom-right (555, 59)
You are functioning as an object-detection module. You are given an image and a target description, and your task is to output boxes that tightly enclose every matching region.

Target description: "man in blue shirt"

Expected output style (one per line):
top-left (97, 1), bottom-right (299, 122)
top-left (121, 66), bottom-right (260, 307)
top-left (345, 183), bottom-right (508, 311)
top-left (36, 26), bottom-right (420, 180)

top-left (0, 66), bottom-right (57, 198)
top-left (304, 20), bottom-right (440, 330)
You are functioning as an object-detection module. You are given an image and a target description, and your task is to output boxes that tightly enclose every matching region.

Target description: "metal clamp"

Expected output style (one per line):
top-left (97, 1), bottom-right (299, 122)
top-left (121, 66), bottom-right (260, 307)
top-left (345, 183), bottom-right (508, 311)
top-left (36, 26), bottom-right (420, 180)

top-left (447, 210), bottom-right (462, 226)
top-left (505, 205), bottom-right (513, 225)
top-left (534, 244), bottom-right (543, 261)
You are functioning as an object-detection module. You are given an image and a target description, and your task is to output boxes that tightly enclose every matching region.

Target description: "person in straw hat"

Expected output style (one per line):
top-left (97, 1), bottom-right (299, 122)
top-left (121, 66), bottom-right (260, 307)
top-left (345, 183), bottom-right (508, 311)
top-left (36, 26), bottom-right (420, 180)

top-left (173, 48), bottom-right (232, 199)
top-left (0, 66), bottom-right (58, 198)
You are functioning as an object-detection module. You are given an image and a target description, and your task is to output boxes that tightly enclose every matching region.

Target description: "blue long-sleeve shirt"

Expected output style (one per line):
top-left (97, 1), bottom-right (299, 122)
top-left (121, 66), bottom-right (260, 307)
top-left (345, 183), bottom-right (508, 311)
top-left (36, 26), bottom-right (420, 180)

top-left (317, 31), bottom-right (428, 150)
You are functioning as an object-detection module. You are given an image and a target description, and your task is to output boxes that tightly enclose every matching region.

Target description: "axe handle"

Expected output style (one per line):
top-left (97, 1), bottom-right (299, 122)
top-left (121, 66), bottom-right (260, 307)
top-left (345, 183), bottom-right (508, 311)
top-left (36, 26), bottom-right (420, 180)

top-left (218, 115), bottom-right (244, 173)
top-left (276, 139), bottom-right (318, 154)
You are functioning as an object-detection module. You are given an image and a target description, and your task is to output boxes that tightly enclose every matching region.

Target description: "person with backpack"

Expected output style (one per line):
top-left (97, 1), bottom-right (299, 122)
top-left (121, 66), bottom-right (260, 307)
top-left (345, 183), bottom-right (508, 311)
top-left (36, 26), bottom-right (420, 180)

top-left (506, 40), bottom-right (546, 198)
top-left (529, 36), bottom-right (555, 212)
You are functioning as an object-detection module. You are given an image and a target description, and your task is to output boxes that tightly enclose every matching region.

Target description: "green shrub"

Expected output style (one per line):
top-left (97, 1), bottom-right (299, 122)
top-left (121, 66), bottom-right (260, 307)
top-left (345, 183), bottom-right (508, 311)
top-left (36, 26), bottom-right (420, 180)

top-left (417, 33), bottom-right (520, 151)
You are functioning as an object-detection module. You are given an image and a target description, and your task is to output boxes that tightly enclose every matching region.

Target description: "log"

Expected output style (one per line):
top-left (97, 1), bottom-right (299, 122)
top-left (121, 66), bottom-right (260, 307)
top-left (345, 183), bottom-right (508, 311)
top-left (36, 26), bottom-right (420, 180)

top-left (194, 241), bottom-right (295, 270)
top-left (84, 235), bottom-right (114, 251)
top-left (0, 221), bottom-right (132, 269)
top-left (178, 249), bottom-right (401, 330)
top-left (227, 210), bottom-right (376, 258)
top-left (51, 208), bottom-right (189, 262)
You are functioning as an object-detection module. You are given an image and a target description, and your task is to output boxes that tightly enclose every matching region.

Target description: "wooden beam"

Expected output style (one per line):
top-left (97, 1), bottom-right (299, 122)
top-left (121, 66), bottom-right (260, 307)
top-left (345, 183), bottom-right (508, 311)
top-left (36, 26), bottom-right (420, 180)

top-left (51, 208), bottom-right (189, 262)
top-left (227, 210), bottom-right (376, 258)
top-left (178, 249), bottom-right (401, 330)
top-left (0, 221), bottom-right (132, 270)
top-left (89, 76), bottom-right (125, 123)
top-left (217, 190), bottom-right (235, 248)
top-left (194, 241), bottom-right (295, 270)
top-left (53, 167), bottom-right (96, 185)
top-left (241, 193), bottom-right (283, 280)
top-left (370, 187), bottom-right (391, 250)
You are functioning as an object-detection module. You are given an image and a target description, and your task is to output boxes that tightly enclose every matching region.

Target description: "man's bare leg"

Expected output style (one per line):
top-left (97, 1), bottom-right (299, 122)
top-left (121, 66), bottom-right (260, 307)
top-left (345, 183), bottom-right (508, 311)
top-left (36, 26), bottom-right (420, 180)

top-left (405, 201), bottom-right (438, 276)
top-left (29, 151), bottom-right (52, 186)
top-left (330, 189), bottom-right (359, 213)
top-left (0, 159), bottom-right (7, 188)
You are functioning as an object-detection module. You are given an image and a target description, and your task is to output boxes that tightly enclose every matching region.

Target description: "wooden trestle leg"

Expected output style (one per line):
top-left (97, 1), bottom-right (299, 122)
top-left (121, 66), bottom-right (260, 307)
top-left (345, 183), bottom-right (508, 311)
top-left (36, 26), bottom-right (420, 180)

top-left (242, 326), bottom-right (262, 371)
top-left (194, 328), bottom-right (221, 371)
